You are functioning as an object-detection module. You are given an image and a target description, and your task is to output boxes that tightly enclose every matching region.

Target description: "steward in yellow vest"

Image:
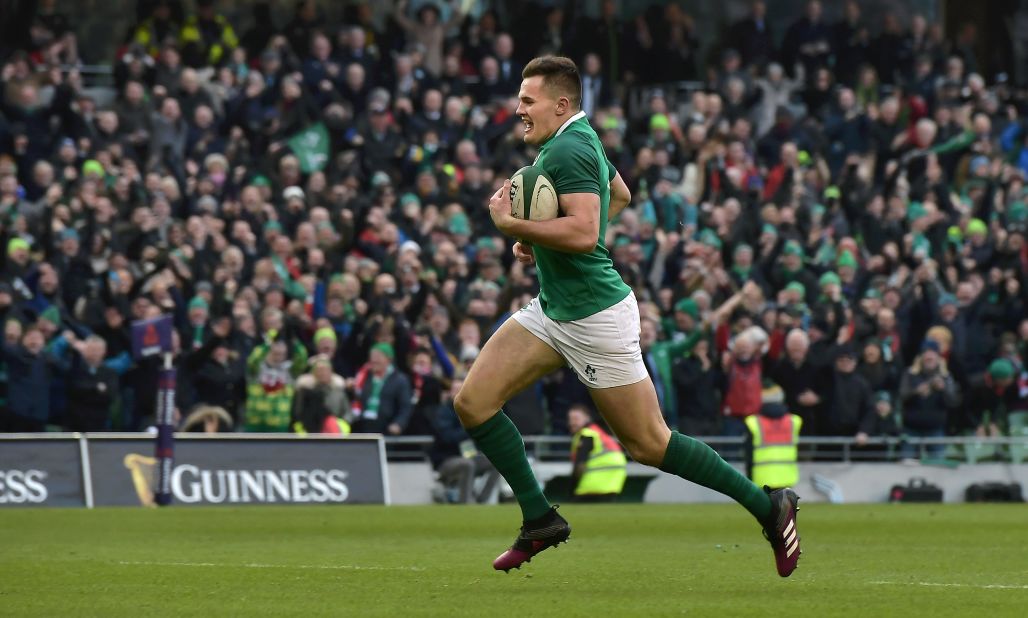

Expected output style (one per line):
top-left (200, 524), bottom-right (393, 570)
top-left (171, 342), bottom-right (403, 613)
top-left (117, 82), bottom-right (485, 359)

top-left (744, 403), bottom-right (802, 490)
top-left (568, 406), bottom-right (627, 501)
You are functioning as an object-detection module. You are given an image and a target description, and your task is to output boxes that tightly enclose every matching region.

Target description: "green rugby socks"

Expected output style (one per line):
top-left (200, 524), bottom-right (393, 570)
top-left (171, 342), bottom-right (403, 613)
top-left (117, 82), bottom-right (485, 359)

top-left (467, 412), bottom-right (551, 521)
top-left (660, 431), bottom-right (772, 522)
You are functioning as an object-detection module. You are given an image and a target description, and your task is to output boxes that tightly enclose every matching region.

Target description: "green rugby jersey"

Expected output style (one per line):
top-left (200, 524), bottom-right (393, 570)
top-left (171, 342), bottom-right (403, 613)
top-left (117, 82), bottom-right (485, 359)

top-left (532, 111), bottom-right (631, 321)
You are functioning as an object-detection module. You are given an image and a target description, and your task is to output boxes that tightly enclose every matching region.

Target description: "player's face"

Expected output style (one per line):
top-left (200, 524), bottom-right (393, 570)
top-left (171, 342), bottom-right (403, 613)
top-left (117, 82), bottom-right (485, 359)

top-left (516, 76), bottom-right (562, 146)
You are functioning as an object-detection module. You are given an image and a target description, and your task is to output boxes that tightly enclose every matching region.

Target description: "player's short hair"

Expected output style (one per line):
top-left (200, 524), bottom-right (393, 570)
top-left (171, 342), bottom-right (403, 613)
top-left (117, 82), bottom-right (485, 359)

top-left (522, 56), bottom-right (582, 110)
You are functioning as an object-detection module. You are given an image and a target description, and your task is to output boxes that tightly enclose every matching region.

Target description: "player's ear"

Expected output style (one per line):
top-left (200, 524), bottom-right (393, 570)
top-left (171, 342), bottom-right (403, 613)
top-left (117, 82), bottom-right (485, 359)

top-left (555, 95), bottom-right (570, 116)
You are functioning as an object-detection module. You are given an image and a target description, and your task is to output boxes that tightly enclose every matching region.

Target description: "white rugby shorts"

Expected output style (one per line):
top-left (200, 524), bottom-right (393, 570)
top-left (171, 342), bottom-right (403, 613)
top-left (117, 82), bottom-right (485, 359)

top-left (512, 292), bottom-right (648, 389)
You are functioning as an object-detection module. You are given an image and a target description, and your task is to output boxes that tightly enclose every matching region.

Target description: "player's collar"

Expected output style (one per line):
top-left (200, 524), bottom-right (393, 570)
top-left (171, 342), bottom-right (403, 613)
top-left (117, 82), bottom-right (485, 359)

top-left (553, 110), bottom-right (586, 138)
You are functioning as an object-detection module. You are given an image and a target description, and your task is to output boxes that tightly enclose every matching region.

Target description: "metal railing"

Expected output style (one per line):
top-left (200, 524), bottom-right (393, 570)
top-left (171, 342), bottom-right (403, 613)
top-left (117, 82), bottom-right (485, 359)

top-left (384, 435), bottom-right (1028, 465)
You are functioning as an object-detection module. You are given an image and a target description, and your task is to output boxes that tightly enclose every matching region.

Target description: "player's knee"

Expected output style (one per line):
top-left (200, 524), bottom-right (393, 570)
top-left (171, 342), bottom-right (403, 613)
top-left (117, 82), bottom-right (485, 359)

top-left (624, 438), bottom-right (666, 467)
top-left (453, 387), bottom-right (490, 427)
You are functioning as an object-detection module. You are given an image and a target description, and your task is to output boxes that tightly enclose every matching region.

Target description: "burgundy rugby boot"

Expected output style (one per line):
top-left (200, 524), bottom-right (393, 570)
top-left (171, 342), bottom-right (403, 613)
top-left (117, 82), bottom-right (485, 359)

top-left (762, 486), bottom-right (802, 577)
top-left (492, 506), bottom-right (571, 572)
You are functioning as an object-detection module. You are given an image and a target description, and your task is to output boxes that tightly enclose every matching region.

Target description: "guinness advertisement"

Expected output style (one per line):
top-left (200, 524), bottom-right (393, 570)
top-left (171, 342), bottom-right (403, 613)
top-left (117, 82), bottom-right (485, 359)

top-left (0, 436), bottom-right (86, 507)
top-left (88, 435), bottom-right (389, 506)
top-left (0, 434), bottom-right (389, 508)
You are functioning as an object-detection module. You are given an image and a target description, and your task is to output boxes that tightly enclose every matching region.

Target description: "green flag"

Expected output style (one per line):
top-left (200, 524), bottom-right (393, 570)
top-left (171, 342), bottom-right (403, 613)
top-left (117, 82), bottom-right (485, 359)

top-left (288, 122), bottom-right (330, 173)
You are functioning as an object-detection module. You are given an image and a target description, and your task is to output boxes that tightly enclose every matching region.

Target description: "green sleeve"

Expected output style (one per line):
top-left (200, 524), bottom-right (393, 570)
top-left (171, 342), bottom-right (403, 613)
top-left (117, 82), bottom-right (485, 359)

top-left (544, 134), bottom-right (601, 195)
top-left (247, 343), bottom-right (270, 377)
top-left (667, 328), bottom-right (705, 358)
top-left (930, 130), bottom-right (974, 155)
top-left (606, 158), bottom-right (616, 182)
top-left (291, 342), bottom-right (309, 377)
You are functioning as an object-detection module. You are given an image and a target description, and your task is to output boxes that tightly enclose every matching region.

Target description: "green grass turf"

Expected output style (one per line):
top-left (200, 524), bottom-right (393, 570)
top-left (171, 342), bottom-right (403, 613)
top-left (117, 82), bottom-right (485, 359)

top-left (1, 504), bottom-right (1027, 617)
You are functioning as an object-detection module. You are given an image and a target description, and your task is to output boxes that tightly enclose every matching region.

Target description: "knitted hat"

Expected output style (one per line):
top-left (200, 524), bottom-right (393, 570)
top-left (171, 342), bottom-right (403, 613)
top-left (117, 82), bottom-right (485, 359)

top-left (40, 305), bottom-right (61, 325)
top-left (988, 358), bottom-right (1015, 380)
top-left (785, 281), bottom-right (806, 297)
top-left (837, 250), bottom-right (858, 269)
top-left (906, 201), bottom-right (927, 221)
top-left (188, 296), bottom-right (209, 312)
top-left (649, 113), bottom-right (671, 131)
top-left (7, 237), bottom-right (29, 256)
top-left (314, 327), bottom-right (337, 345)
top-left (448, 213), bottom-right (471, 236)
top-left (82, 159), bottom-right (104, 177)
top-left (819, 271), bottom-right (841, 287)
top-left (698, 229), bottom-right (722, 249)
top-left (371, 341), bottom-right (395, 360)
top-left (783, 240), bottom-right (804, 257)
top-left (674, 298), bottom-right (700, 320)
top-left (967, 218), bottom-right (988, 236)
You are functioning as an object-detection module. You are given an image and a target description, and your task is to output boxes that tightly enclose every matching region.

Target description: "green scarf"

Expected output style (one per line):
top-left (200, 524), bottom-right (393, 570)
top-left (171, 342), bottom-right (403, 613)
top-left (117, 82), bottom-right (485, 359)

top-left (363, 366), bottom-right (392, 420)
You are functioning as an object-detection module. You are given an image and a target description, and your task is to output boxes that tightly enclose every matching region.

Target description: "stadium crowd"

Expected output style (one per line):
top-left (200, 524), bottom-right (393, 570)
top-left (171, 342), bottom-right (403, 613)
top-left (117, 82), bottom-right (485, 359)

top-left (0, 0), bottom-right (1025, 460)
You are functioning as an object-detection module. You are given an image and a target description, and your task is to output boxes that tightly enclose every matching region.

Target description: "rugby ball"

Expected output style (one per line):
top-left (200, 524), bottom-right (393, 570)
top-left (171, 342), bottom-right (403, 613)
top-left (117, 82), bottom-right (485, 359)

top-left (509, 166), bottom-right (559, 221)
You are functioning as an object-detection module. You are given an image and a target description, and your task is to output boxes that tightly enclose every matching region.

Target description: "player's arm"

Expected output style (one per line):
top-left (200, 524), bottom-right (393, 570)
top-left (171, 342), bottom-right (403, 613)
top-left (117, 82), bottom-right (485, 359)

top-left (490, 181), bottom-right (600, 254)
top-left (608, 169), bottom-right (631, 221)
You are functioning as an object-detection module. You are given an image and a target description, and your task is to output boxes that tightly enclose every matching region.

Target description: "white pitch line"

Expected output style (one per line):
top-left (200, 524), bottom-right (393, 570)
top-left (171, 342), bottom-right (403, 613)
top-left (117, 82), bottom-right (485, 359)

top-left (871, 580), bottom-right (1028, 591)
top-left (117, 560), bottom-right (424, 572)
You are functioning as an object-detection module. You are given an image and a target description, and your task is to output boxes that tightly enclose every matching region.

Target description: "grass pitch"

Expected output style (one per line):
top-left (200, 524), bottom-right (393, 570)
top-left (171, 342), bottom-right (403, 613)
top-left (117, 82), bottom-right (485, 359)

top-left (1, 504), bottom-right (1026, 616)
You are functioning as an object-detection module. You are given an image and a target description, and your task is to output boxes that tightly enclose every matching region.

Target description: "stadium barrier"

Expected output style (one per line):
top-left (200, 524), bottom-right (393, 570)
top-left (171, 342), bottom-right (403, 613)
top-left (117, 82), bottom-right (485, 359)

top-left (0, 433), bottom-right (388, 508)
top-left (2, 434), bottom-right (1025, 507)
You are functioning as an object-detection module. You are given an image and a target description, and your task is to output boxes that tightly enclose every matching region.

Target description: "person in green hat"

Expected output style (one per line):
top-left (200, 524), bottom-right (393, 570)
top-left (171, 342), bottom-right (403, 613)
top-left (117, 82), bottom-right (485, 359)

top-left (351, 341), bottom-right (412, 436)
top-left (818, 271), bottom-right (842, 302)
top-left (836, 250), bottom-right (859, 294)
top-left (966, 358), bottom-right (1019, 437)
top-left (185, 296), bottom-right (210, 351)
top-left (729, 244), bottom-right (754, 287)
top-left (771, 239), bottom-right (817, 304)
top-left (779, 281), bottom-right (810, 321)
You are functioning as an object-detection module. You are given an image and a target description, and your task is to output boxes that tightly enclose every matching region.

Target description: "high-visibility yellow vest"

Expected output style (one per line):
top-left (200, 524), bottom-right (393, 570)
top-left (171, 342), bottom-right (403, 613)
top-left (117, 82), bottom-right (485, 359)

top-left (744, 413), bottom-right (802, 489)
top-left (571, 424), bottom-right (627, 496)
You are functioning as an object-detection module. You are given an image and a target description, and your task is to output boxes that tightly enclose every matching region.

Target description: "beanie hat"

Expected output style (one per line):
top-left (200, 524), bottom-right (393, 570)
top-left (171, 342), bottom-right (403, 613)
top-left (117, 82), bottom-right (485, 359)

top-left (371, 342), bottom-right (395, 360)
top-left (674, 298), bottom-right (700, 320)
top-left (7, 237), bottom-right (29, 256)
top-left (837, 250), bottom-right (858, 269)
top-left (314, 327), bottom-right (337, 345)
top-left (649, 114), bottom-right (671, 131)
top-left (988, 358), bottom-right (1015, 380)
top-left (40, 305), bottom-right (61, 325)
top-left (819, 271), bottom-right (841, 287)
top-left (188, 296), bottom-right (209, 312)
top-left (967, 218), bottom-right (988, 236)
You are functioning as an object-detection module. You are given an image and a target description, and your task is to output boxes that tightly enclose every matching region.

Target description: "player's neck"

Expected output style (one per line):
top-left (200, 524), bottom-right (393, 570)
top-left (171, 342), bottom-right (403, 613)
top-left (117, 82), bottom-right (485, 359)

top-left (551, 110), bottom-right (586, 139)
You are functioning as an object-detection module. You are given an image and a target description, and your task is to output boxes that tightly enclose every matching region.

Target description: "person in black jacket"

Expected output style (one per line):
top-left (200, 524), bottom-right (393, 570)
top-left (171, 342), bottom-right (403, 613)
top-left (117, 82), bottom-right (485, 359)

top-left (352, 342), bottom-right (412, 434)
top-left (181, 317), bottom-right (246, 426)
top-left (821, 344), bottom-right (874, 438)
top-left (672, 337), bottom-right (721, 436)
top-left (63, 335), bottom-right (118, 432)
top-left (0, 326), bottom-right (64, 431)
top-left (897, 340), bottom-right (959, 459)
top-left (770, 328), bottom-right (825, 435)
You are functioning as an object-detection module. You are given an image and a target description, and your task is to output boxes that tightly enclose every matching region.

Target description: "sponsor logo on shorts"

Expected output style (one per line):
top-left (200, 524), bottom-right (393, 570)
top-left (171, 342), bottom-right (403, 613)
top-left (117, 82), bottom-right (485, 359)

top-left (584, 364), bottom-right (597, 382)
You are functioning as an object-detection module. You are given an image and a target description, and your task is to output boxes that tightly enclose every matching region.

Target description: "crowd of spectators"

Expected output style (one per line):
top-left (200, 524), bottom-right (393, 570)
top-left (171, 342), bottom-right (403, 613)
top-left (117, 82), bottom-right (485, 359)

top-left (0, 0), bottom-right (1026, 462)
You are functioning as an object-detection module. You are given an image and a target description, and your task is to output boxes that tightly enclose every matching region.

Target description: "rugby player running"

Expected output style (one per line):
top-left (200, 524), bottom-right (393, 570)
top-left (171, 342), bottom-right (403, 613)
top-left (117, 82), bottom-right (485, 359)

top-left (454, 56), bottom-right (801, 577)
